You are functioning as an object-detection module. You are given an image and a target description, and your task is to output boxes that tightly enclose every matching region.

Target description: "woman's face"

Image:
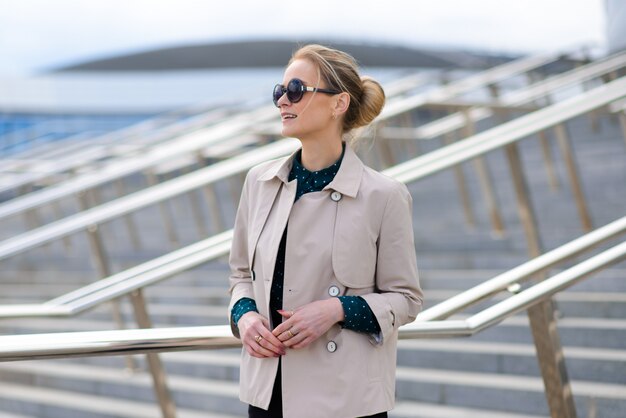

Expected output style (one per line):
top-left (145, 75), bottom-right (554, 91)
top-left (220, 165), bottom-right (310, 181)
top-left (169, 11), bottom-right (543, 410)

top-left (276, 58), bottom-right (336, 140)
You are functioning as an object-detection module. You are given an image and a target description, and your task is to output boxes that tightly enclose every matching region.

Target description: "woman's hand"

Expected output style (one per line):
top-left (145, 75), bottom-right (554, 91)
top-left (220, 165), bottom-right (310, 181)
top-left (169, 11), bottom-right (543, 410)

top-left (272, 299), bottom-right (345, 349)
top-left (238, 311), bottom-right (286, 358)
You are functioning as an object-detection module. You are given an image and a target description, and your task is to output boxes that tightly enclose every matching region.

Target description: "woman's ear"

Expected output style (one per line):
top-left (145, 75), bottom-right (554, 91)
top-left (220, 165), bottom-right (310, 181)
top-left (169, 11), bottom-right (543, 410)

top-left (333, 92), bottom-right (350, 116)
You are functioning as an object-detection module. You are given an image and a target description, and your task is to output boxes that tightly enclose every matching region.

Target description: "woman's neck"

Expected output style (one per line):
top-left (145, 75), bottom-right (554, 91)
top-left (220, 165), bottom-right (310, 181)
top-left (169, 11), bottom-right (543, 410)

top-left (299, 138), bottom-right (343, 172)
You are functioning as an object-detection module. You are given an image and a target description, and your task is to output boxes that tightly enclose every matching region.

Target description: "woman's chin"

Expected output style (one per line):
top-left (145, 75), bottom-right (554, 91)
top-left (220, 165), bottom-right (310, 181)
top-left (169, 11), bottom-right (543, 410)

top-left (281, 125), bottom-right (297, 138)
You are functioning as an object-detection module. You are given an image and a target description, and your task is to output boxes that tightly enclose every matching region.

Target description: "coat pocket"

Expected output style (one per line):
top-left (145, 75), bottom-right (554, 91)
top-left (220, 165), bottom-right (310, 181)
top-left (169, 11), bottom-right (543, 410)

top-left (331, 205), bottom-right (379, 289)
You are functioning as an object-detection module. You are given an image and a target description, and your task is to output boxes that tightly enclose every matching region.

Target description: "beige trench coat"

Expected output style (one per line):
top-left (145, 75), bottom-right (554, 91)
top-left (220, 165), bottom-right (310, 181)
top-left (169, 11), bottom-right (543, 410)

top-left (228, 143), bottom-right (423, 418)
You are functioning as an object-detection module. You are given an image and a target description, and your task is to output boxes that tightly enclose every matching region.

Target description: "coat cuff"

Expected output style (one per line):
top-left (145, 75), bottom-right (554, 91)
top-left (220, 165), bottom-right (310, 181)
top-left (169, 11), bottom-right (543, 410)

top-left (360, 292), bottom-right (409, 345)
top-left (228, 284), bottom-right (255, 338)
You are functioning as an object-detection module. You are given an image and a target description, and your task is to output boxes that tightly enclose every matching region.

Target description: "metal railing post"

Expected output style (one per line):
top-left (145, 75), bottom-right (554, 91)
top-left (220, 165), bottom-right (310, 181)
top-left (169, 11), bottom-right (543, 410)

top-left (113, 179), bottom-right (142, 250)
top-left (525, 71), bottom-right (561, 191)
top-left (619, 110), bottom-right (626, 147)
top-left (401, 111), bottom-right (420, 158)
top-left (50, 200), bottom-right (73, 252)
top-left (77, 191), bottom-right (137, 372)
top-left (19, 185), bottom-right (50, 251)
top-left (537, 130), bottom-right (561, 191)
top-left (202, 184), bottom-right (225, 235)
top-left (443, 131), bottom-right (476, 229)
top-left (188, 188), bottom-right (209, 237)
top-left (377, 136), bottom-right (396, 169)
top-left (553, 123), bottom-right (593, 232)
top-left (503, 141), bottom-right (577, 418)
top-left (145, 170), bottom-right (179, 248)
top-left (372, 117), bottom-right (396, 169)
top-left (504, 142), bottom-right (543, 255)
top-left (184, 151), bottom-right (212, 237)
top-left (527, 301), bottom-right (578, 418)
top-left (129, 289), bottom-right (177, 418)
top-left (229, 173), bottom-right (246, 210)
top-left (461, 108), bottom-right (505, 236)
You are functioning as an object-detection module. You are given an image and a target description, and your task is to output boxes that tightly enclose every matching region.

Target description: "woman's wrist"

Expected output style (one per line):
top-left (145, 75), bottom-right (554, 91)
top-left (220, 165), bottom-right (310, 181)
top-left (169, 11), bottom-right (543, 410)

top-left (330, 298), bottom-right (345, 323)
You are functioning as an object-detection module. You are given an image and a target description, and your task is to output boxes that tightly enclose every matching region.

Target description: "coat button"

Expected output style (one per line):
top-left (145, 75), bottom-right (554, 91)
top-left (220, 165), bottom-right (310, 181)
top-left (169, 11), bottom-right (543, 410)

top-left (330, 191), bottom-right (342, 202)
top-left (327, 341), bottom-right (337, 353)
top-left (328, 285), bottom-right (340, 297)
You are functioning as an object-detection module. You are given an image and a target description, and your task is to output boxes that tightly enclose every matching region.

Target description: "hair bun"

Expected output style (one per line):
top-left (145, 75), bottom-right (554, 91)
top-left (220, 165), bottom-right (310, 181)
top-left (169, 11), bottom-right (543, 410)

top-left (353, 76), bottom-right (385, 129)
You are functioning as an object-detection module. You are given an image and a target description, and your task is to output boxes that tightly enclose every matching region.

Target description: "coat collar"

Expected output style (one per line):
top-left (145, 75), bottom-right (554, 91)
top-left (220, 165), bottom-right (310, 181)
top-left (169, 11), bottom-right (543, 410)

top-left (257, 142), bottom-right (363, 198)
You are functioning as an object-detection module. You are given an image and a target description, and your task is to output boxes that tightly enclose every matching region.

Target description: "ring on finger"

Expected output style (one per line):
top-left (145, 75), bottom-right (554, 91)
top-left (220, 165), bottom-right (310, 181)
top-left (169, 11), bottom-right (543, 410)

top-left (287, 330), bottom-right (294, 339)
top-left (254, 335), bottom-right (263, 344)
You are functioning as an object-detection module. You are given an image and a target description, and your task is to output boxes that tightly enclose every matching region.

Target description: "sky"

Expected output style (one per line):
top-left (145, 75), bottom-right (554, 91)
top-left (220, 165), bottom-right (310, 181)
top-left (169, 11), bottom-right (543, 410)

top-left (0, 0), bottom-right (607, 75)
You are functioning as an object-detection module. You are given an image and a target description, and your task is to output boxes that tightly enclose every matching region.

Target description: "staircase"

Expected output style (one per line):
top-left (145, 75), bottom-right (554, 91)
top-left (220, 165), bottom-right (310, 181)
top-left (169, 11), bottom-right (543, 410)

top-left (0, 85), bottom-right (624, 417)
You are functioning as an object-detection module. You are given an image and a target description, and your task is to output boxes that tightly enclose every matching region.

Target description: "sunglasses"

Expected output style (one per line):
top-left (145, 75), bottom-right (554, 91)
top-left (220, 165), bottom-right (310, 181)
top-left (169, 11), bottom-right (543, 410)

top-left (273, 78), bottom-right (341, 106)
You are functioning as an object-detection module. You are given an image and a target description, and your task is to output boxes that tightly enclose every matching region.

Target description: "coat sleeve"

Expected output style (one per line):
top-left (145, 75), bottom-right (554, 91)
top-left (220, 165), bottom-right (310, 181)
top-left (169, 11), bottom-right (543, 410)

top-left (227, 170), bottom-right (255, 339)
top-left (360, 181), bottom-right (423, 345)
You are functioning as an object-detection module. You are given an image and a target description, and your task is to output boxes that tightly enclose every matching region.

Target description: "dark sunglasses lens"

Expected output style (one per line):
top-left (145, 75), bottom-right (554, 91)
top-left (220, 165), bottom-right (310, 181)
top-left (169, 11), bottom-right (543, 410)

top-left (286, 79), bottom-right (304, 103)
top-left (273, 84), bottom-right (284, 106)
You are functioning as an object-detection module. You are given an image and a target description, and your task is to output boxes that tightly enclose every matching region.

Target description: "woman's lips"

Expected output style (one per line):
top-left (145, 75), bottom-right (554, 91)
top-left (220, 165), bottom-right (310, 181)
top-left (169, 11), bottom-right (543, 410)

top-left (281, 113), bottom-right (297, 122)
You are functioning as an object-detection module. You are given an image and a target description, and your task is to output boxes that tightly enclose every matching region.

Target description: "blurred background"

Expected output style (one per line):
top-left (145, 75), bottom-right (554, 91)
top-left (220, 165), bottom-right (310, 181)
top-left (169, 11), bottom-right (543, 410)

top-left (0, 0), bottom-right (610, 113)
top-left (0, 1), bottom-right (625, 417)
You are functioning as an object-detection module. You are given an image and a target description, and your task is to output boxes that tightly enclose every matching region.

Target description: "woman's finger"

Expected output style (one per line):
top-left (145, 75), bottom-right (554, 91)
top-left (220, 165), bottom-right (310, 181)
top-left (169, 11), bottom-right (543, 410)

top-left (291, 335), bottom-right (314, 349)
top-left (251, 340), bottom-right (277, 358)
top-left (246, 333), bottom-right (277, 358)
top-left (272, 312), bottom-right (297, 336)
top-left (283, 329), bottom-right (308, 348)
top-left (277, 309), bottom-right (295, 319)
top-left (245, 344), bottom-right (267, 358)
top-left (257, 329), bottom-right (286, 355)
top-left (275, 327), bottom-right (299, 342)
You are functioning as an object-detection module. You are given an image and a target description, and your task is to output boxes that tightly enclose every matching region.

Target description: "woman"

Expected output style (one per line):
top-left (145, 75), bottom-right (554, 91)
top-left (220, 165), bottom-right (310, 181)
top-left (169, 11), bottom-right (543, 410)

top-left (228, 44), bottom-right (423, 418)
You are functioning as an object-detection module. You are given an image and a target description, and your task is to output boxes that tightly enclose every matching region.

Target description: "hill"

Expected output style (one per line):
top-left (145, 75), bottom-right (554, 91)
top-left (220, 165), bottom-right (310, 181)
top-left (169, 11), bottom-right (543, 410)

top-left (54, 39), bottom-right (517, 72)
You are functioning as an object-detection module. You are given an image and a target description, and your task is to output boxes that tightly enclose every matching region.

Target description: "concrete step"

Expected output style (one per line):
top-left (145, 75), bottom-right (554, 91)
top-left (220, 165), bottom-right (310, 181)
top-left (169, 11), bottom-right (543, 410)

top-left (0, 360), bottom-right (244, 417)
top-left (391, 400), bottom-right (548, 418)
top-left (2, 356), bottom-right (624, 418)
top-left (396, 340), bottom-right (626, 385)
top-left (456, 315), bottom-right (626, 349)
top-left (395, 366), bottom-right (626, 417)
top-left (0, 382), bottom-right (240, 418)
top-left (0, 412), bottom-right (38, 418)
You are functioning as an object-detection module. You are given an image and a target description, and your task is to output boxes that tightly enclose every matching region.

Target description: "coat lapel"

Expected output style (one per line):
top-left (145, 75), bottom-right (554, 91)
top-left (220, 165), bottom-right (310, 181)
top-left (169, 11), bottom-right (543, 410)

top-left (263, 179), bottom-right (297, 305)
top-left (247, 151), bottom-right (297, 277)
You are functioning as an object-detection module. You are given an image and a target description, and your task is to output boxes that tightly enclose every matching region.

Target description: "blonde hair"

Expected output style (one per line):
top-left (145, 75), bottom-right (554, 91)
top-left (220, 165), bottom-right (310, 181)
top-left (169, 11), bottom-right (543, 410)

top-left (289, 44), bottom-right (385, 137)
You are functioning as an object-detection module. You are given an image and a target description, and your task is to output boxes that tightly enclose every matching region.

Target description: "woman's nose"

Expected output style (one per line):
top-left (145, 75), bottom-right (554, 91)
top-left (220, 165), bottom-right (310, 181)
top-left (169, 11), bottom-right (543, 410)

top-left (276, 91), bottom-right (290, 107)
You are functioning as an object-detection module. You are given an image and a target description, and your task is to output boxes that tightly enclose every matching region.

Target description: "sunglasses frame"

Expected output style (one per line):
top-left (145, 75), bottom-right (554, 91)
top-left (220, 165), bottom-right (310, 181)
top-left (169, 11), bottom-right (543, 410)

top-left (273, 78), bottom-right (341, 106)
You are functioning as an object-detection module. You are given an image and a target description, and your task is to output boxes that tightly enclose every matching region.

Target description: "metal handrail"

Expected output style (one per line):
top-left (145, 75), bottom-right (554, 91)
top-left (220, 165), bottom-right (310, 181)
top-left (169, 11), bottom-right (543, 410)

top-left (0, 214), bottom-right (623, 321)
top-left (385, 75), bottom-right (626, 182)
top-left (0, 49), bottom-right (573, 221)
top-left (0, 230), bottom-right (233, 318)
top-left (0, 104), bottom-right (235, 195)
top-left (253, 50), bottom-right (592, 138)
top-left (0, 139), bottom-right (298, 260)
top-left (0, 239), bottom-right (623, 362)
top-left (402, 240), bottom-right (626, 338)
top-left (0, 71), bottom-right (427, 220)
top-left (0, 104), bottom-right (278, 219)
top-left (380, 49), bottom-right (568, 119)
top-left (2, 74), bottom-right (624, 262)
top-left (376, 50), bottom-right (626, 142)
